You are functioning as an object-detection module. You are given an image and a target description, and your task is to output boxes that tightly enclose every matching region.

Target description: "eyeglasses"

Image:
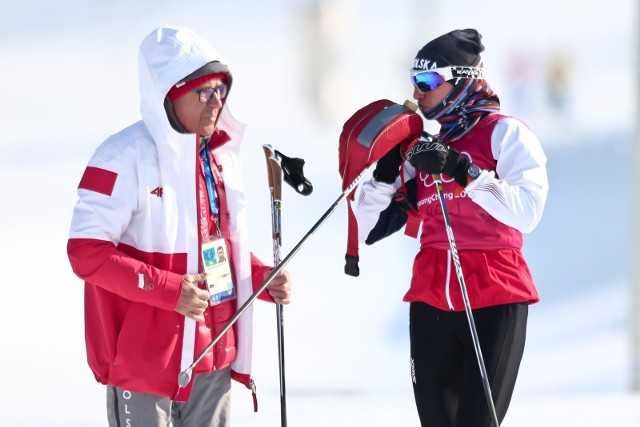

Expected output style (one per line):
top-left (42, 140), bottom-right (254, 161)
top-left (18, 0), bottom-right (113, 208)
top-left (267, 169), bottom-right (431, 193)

top-left (192, 84), bottom-right (228, 103)
top-left (409, 66), bottom-right (484, 93)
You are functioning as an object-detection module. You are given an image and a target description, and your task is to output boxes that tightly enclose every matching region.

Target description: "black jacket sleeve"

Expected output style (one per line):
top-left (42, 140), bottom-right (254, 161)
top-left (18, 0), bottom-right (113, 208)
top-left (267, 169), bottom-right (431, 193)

top-left (364, 178), bottom-right (417, 245)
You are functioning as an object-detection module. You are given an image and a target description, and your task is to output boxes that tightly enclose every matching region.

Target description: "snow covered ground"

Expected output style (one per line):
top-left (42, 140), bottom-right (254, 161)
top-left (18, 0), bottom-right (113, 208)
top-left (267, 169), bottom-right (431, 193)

top-left (1, 0), bottom-right (638, 425)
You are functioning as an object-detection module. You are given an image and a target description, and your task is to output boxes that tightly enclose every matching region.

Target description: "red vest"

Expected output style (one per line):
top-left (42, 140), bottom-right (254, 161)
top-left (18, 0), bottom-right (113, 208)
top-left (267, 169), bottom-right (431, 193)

top-left (417, 114), bottom-right (523, 251)
top-left (404, 114), bottom-right (539, 311)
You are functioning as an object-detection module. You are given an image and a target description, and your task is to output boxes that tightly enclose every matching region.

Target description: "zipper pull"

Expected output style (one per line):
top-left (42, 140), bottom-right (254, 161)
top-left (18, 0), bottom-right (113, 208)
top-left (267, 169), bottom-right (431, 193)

top-left (251, 379), bottom-right (258, 412)
top-left (214, 218), bottom-right (221, 236)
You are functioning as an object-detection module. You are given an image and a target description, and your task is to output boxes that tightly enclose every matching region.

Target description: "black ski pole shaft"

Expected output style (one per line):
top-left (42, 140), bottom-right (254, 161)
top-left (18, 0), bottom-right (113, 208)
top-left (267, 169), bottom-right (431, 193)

top-left (263, 144), bottom-right (287, 427)
top-left (178, 151), bottom-right (367, 388)
top-left (432, 174), bottom-right (500, 427)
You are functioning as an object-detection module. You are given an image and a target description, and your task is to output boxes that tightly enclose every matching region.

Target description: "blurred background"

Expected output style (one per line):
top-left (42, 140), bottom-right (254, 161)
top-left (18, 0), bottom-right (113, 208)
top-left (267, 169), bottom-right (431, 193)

top-left (0, 0), bottom-right (637, 425)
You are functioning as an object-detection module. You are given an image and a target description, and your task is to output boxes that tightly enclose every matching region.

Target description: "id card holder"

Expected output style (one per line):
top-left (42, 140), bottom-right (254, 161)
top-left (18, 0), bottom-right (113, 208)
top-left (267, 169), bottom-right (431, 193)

top-left (201, 236), bottom-right (236, 306)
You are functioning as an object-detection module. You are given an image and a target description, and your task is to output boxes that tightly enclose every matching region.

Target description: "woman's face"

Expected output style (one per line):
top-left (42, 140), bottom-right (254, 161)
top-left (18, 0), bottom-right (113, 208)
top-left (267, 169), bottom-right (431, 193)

top-left (412, 81), bottom-right (453, 113)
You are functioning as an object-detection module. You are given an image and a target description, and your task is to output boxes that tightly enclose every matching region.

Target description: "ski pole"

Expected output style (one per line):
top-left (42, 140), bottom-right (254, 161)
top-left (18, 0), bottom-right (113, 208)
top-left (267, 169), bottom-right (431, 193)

top-left (178, 161), bottom-right (375, 387)
top-left (263, 144), bottom-right (287, 427)
top-left (432, 174), bottom-right (500, 427)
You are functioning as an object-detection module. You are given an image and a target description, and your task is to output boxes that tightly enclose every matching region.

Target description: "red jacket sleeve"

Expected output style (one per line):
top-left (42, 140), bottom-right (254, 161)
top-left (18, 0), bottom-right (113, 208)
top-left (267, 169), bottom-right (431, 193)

top-left (250, 252), bottom-right (277, 303)
top-left (67, 238), bottom-right (184, 311)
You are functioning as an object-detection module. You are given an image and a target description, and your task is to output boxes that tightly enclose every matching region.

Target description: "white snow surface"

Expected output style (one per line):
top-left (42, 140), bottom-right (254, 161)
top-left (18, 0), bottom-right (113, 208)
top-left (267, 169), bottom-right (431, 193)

top-left (1, 1), bottom-right (638, 426)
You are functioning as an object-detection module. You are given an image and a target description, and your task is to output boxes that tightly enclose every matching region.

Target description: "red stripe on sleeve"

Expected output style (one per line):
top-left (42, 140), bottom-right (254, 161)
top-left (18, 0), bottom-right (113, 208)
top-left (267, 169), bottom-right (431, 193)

top-left (78, 166), bottom-right (118, 196)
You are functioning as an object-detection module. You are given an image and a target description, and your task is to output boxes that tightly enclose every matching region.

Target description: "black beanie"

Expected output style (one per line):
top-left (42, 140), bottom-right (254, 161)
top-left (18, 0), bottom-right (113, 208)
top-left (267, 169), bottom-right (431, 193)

top-left (412, 29), bottom-right (484, 71)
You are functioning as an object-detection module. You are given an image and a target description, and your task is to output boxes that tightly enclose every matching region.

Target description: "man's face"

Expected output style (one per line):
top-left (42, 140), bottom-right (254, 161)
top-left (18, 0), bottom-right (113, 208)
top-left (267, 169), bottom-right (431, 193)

top-left (172, 78), bottom-right (226, 136)
top-left (217, 248), bottom-right (224, 259)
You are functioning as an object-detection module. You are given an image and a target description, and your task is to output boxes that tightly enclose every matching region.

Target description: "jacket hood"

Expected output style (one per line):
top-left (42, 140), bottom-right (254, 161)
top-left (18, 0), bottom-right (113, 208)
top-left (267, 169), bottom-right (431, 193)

top-left (138, 26), bottom-right (230, 140)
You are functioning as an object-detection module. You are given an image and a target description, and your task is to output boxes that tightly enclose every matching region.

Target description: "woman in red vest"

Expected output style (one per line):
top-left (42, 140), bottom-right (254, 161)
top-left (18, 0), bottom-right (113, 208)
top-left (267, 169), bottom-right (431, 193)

top-left (356, 29), bottom-right (548, 426)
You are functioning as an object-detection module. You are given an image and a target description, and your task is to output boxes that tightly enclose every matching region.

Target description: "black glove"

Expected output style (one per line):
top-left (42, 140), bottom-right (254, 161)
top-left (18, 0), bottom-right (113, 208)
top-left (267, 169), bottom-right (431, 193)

top-left (373, 144), bottom-right (403, 184)
top-left (403, 137), bottom-right (471, 187)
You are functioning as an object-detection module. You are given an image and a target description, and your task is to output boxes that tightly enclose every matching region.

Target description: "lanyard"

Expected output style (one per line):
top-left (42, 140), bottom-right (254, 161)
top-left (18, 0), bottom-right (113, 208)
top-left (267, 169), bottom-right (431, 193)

top-left (200, 149), bottom-right (219, 215)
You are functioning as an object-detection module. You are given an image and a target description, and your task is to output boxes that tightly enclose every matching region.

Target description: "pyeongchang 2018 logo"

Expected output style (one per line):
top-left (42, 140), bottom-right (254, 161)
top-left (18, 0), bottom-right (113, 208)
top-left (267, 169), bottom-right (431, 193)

top-left (415, 150), bottom-right (473, 209)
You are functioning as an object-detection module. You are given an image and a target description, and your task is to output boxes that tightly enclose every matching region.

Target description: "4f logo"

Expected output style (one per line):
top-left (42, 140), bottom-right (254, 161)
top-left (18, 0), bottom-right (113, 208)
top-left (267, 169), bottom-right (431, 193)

top-left (150, 187), bottom-right (163, 197)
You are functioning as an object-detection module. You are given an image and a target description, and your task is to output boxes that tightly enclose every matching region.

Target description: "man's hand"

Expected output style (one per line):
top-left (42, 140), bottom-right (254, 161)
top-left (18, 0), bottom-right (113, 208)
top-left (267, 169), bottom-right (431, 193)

top-left (264, 269), bottom-right (293, 305)
top-left (175, 273), bottom-right (209, 322)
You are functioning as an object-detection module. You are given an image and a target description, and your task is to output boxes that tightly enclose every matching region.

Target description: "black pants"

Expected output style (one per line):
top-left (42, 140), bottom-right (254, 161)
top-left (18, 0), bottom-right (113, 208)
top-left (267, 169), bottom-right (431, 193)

top-left (409, 302), bottom-right (528, 427)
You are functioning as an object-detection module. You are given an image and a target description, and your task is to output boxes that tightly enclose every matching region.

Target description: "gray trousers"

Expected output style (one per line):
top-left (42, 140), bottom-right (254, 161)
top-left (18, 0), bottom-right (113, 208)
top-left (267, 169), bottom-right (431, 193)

top-left (107, 367), bottom-right (231, 427)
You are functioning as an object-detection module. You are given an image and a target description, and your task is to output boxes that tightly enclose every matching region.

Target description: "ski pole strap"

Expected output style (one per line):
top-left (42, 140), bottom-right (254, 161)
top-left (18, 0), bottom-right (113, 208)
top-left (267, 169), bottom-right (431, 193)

top-left (404, 213), bottom-right (421, 239)
top-left (344, 198), bottom-right (360, 277)
top-left (392, 178), bottom-right (421, 239)
top-left (275, 150), bottom-right (313, 196)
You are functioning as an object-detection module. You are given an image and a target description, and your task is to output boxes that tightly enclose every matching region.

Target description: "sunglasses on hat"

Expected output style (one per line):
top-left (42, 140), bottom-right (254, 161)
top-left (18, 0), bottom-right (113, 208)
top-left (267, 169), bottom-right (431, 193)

top-left (409, 66), bottom-right (484, 93)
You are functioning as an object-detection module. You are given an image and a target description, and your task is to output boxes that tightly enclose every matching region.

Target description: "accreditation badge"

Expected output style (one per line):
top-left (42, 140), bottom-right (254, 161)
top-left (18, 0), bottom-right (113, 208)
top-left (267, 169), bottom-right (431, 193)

top-left (201, 236), bottom-right (236, 306)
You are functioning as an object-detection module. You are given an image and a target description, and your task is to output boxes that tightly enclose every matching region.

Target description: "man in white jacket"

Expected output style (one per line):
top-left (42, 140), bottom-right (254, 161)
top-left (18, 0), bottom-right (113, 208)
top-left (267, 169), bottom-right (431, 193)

top-left (68, 26), bottom-right (292, 426)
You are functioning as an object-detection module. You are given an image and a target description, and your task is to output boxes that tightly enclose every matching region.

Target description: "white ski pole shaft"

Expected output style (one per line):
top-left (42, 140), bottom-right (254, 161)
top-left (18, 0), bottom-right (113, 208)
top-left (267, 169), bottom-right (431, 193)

top-left (432, 174), bottom-right (500, 427)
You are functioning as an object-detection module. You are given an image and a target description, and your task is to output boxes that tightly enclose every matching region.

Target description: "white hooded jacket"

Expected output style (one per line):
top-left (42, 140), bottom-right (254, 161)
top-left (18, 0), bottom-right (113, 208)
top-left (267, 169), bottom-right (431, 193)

top-left (68, 27), bottom-right (267, 401)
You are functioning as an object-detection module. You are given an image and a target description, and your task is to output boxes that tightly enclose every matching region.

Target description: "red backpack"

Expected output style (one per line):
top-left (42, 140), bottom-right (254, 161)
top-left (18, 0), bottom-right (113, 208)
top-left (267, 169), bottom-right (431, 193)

top-left (338, 99), bottom-right (423, 276)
